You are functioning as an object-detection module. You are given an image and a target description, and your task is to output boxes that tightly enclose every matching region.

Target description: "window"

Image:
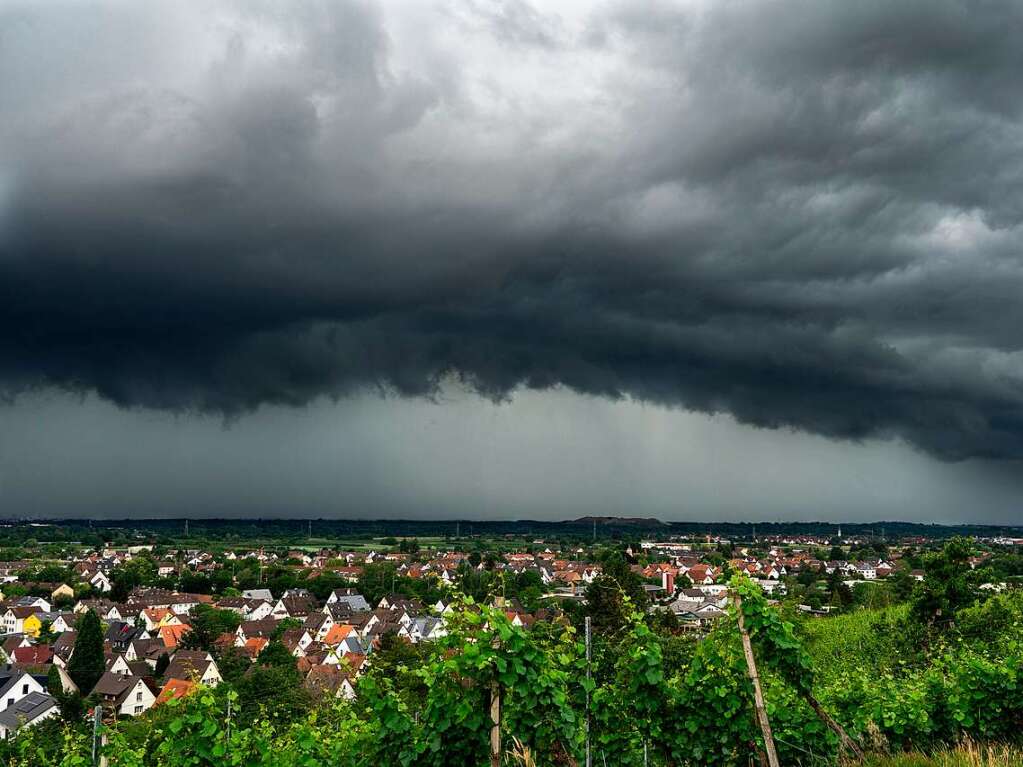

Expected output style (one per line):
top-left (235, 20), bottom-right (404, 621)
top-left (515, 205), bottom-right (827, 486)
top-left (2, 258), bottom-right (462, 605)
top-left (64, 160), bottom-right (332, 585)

top-left (134, 705), bottom-right (143, 714)
top-left (6, 698), bottom-right (12, 707)
top-left (136, 691), bottom-right (143, 701)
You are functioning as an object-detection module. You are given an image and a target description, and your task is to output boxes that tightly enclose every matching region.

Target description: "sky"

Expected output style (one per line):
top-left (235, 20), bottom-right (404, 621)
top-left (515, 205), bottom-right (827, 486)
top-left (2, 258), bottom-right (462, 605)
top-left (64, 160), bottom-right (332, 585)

top-left (2, 0), bottom-right (1023, 523)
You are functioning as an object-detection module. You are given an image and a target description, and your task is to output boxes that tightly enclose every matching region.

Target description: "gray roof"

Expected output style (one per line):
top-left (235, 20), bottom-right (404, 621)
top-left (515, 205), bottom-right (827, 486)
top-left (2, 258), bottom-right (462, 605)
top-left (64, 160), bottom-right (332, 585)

top-left (91, 671), bottom-right (137, 698)
top-left (413, 617), bottom-right (441, 635)
top-left (0, 692), bottom-right (58, 730)
top-left (163, 657), bottom-right (214, 683)
top-left (242, 589), bottom-right (273, 601)
top-left (343, 636), bottom-right (367, 654)
top-left (333, 594), bottom-right (370, 612)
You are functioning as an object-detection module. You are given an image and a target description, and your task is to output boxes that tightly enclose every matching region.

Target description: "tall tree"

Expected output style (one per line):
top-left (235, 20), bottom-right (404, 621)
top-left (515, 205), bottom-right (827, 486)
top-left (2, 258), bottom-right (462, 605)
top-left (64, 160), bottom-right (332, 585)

top-left (155, 652), bottom-right (171, 678)
top-left (825, 567), bottom-right (853, 609)
top-left (181, 604), bottom-right (241, 651)
top-left (585, 549), bottom-right (648, 632)
top-left (67, 609), bottom-right (105, 694)
top-left (913, 537), bottom-right (974, 625)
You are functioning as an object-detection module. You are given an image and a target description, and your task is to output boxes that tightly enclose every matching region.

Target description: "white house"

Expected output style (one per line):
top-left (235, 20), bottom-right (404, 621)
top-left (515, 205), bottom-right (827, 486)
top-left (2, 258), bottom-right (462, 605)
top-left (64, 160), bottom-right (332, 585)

top-left (165, 654), bottom-right (222, 688)
top-left (50, 614), bottom-right (77, 633)
top-left (92, 672), bottom-right (156, 717)
top-left (108, 655), bottom-right (134, 676)
top-left (0, 670), bottom-right (47, 714)
top-left (0, 693), bottom-right (59, 739)
top-left (243, 600), bottom-right (273, 621)
top-left (90, 572), bottom-right (112, 593)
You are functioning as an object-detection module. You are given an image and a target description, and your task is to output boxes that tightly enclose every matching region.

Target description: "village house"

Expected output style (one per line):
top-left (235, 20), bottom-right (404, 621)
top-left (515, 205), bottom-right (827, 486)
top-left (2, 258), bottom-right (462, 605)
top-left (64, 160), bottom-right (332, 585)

top-left (91, 672), bottom-right (157, 717)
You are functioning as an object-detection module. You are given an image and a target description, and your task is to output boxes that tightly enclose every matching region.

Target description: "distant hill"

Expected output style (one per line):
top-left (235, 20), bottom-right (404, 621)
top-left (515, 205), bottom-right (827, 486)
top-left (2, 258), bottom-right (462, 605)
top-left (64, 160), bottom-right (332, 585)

top-left (1, 516), bottom-right (1019, 544)
top-left (573, 516), bottom-right (668, 528)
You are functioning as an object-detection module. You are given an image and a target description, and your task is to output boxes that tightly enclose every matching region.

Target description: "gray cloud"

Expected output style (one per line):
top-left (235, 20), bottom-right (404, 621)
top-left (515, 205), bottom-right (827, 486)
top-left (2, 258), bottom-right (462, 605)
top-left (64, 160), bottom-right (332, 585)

top-left (3, 0), bottom-right (1023, 462)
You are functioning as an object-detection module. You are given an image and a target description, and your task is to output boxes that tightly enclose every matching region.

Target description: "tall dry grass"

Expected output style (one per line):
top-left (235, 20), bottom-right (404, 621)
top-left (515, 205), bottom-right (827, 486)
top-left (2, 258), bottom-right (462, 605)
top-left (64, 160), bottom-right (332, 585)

top-left (508, 736), bottom-right (536, 766)
top-left (506, 739), bottom-right (1021, 766)
top-left (853, 741), bottom-right (1023, 767)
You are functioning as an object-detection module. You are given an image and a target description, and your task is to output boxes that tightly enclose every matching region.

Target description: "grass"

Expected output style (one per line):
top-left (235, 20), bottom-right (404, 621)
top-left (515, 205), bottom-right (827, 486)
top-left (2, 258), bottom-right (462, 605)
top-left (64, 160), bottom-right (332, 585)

top-left (799, 603), bottom-right (913, 684)
top-left (850, 743), bottom-right (1023, 767)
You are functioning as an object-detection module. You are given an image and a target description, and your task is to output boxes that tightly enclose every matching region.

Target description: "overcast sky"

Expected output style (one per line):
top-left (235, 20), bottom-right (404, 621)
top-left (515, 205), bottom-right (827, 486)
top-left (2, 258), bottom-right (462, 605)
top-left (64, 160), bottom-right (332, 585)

top-left (3, 0), bottom-right (1023, 523)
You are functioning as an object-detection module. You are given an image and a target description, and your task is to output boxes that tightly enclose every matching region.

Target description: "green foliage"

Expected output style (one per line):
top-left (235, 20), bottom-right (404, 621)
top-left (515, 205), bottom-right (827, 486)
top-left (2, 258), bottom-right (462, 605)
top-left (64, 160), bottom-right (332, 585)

top-left (0, 719), bottom-right (94, 767)
top-left (178, 572), bottom-right (213, 595)
top-left (800, 603), bottom-right (926, 684)
top-left (361, 631), bottom-right (434, 708)
top-left (213, 646), bottom-right (251, 687)
top-left (182, 604), bottom-right (242, 651)
top-left (257, 639), bottom-right (297, 669)
top-left (155, 652), bottom-right (171, 678)
top-left (356, 562), bottom-right (446, 607)
top-left (955, 590), bottom-right (1023, 652)
top-left (912, 538), bottom-right (975, 625)
top-left (66, 609), bottom-right (105, 694)
top-left (110, 555), bottom-right (158, 601)
top-left (585, 549), bottom-right (649, 632)
top-left (357, 597), bottom-right (585, 766)
top-left (398, 538), bottom-right (420, 555)
top-left (233, 663), bottom-right (312, 726)
top-left (826, 567), bottom-right (854, 610)
top-left (223, 638), bottom-right (311, 726)
top-left (270, 618), bottom-right (303, 640)
top-left (6, 577), bottom-right (1023, 766)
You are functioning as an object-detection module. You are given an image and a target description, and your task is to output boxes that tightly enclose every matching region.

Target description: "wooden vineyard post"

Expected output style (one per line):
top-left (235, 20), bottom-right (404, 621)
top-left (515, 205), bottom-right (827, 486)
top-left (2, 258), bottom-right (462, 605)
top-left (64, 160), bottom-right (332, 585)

top-left (585, 616), bottom-right (591, 767)
top-left (733, 594), bottom-right (780, 767)
top-left (802, 690), bottom-right (864, 760)
top-left (490, 679), bottom-right (501, 767)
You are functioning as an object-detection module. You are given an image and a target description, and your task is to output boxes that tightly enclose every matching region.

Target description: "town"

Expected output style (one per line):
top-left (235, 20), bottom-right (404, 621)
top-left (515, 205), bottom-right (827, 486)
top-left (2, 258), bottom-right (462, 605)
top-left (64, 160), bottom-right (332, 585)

top-left (0, 518), bottom-right (1018, 752)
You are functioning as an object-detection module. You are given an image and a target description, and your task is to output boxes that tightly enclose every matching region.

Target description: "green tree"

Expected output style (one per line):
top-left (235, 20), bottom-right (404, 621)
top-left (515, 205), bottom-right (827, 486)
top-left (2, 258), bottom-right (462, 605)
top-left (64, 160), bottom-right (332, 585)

top-left (398, 538), bottom-right (420, 555)
top-left (270, 618), bottom-right (303, 641)
top-left (66, 609), bottom-right (105, 694)
top-left (155, 652), bottom-right (171, 678)
top-left (363, 631), bottom-right (434, 708)
top-left (889, 567), bottom-right (917, 601)
top-left (178, 571), bottom-right (213, 594)
top-left (258, 638), bottom-right (297, 669)
top-left (46, 665), bottom-right (85, 723)
top-left (181, 604), bottom-right (242, 651)
top-left (585, 550), bottom-right (648, 632)
top-left (912, 536), bottom-right (974, 625)
top-left (110, 555), bottom-right (157, 601)
top-left (234, 663), bottom-right (311, 725)
top-left (826, 567), bottom-right (853, 609)
top-left (213, 646), bottom-right (251, 686)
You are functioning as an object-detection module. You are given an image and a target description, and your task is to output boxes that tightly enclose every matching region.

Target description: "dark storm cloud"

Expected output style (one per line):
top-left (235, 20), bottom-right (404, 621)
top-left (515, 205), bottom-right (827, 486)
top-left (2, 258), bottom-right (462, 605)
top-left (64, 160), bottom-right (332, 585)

top-left (3, 0), bottom-right (1023, 460)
